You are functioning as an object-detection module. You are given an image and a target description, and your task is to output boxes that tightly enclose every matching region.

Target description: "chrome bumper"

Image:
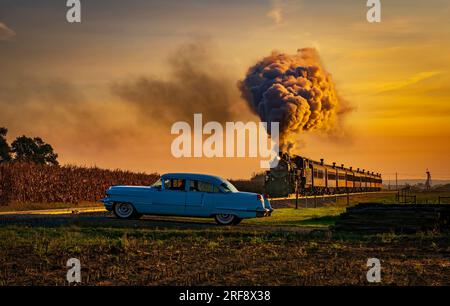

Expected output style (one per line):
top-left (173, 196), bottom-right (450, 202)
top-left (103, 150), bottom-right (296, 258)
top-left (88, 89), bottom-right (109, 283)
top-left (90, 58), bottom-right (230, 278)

top-left (256, 208), bottom-right (272, 217)
top-left (101, 198), bottom-right (113, 211)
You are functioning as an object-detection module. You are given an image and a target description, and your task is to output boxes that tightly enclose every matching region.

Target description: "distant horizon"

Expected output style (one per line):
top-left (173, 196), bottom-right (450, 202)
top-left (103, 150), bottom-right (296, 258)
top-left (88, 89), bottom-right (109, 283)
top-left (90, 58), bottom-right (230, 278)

top-left (383, 179), bottom-right (450, 186)
top-left (3, 156), bottom-right (448, 183)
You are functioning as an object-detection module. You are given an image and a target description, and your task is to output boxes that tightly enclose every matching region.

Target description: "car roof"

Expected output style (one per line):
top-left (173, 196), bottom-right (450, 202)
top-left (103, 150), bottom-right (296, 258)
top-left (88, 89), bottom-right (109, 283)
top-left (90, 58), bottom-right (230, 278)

top-left (161, 173), bottom-right (228, 185)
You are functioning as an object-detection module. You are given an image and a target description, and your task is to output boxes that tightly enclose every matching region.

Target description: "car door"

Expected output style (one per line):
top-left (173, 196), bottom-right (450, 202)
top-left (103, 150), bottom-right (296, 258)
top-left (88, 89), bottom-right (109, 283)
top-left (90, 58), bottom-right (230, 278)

top-left (150, 177), bottom-right (187, 215)
top-left (185, 180), bottom-right (211, 216)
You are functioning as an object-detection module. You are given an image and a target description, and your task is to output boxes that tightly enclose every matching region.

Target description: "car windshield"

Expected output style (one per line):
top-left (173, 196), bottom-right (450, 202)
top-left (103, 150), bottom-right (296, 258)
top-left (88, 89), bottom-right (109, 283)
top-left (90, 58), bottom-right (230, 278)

top-left (220, 181), bottom-right (238, 193)
top-left (151, 178), bottom-right (162, 189)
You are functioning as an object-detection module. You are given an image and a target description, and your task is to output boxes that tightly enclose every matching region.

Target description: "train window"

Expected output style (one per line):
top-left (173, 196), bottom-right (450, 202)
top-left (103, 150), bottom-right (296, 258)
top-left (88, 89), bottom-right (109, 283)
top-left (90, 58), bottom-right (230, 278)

top-left (313, 169), bottom-right (318, 178)
top-left (318, 170), bottom-right (324, 179)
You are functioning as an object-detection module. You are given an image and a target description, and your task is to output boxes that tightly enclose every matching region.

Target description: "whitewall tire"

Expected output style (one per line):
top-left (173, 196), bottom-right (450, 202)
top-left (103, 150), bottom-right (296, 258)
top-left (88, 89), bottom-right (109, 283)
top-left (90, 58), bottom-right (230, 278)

top-left (214, 214), bottom-right (237, 226)
top-left (113, 202), bottom-right (139, 219)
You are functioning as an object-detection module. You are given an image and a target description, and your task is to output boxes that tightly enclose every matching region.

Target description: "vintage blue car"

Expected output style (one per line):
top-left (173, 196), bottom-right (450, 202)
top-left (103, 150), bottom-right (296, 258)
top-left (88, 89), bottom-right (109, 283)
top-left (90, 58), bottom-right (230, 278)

top-left (102, 173), bottom-right (273, 225)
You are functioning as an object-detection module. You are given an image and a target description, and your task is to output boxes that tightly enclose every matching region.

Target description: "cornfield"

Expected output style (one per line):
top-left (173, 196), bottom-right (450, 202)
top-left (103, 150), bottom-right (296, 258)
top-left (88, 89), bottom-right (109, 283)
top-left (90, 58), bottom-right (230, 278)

top-left (0, 162), bottom-right (159, 205)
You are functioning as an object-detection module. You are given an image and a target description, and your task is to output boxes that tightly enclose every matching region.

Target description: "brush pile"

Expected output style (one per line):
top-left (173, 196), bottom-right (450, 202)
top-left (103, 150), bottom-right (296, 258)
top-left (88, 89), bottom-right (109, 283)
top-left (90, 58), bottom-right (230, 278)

top-left (333, 203), bottom-right (450, 233)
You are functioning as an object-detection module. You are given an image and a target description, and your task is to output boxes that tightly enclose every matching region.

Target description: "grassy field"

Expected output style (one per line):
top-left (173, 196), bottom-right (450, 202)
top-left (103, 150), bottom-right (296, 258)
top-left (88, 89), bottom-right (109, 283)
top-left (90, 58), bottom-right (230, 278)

top-left (0, 225), bottom-right (449, 285)
top-left (245, 207), bottom-right (345, 227)
top-left (1, 190), bottom-right (449, 285)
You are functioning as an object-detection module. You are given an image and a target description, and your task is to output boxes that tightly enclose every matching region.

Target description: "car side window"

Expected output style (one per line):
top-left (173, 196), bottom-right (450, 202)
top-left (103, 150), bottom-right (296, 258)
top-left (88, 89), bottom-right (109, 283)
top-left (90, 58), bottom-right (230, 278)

top-left (164, 178), bottom-right (186, 191)
top-left (189, 180), bottom-right (212, 192)
top-left (163, 179), bottom-right (170, 190)
top-left (198, 181), bottom-right (212, 192)
top-left (212, 185), bottom-right (221, 193)
top-left (189, 180), bottom-right (199, 192)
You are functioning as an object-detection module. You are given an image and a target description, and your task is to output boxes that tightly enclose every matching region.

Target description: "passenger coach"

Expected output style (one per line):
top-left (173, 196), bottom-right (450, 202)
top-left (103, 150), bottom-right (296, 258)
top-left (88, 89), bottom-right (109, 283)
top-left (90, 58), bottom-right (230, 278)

top-left (265, 153), bottom-right (382, 198)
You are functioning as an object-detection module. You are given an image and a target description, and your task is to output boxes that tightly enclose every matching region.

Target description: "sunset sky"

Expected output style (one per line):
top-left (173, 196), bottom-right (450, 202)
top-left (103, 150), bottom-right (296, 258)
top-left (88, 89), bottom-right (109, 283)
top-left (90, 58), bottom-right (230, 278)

top-left (1, 0), bottom-right (449, 181)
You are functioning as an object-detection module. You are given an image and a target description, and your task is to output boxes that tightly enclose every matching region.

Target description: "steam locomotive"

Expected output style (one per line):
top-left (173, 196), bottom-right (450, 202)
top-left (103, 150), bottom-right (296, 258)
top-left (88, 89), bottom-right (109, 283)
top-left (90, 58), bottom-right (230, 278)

top-left (265, 152), bottom-right (383, 198)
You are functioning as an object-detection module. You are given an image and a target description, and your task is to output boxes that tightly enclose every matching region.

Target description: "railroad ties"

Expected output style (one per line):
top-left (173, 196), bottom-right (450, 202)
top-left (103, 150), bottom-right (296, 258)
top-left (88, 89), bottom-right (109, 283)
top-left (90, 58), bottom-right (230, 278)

top-left (333, 203), bottom-right (450, 233)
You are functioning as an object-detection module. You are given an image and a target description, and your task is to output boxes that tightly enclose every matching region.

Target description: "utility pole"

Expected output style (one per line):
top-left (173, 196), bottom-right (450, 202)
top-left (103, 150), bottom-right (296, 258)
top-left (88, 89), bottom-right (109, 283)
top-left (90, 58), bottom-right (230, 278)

top-left (425, 169), bottom-right (432, 190)
top-left (395, 172), bottom-right (398, 190)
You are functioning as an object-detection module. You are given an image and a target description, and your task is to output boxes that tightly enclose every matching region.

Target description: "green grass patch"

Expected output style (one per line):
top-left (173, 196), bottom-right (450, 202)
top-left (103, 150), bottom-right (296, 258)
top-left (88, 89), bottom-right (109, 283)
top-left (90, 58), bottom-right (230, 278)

top-left (244, 207), bottom-right (346, 227)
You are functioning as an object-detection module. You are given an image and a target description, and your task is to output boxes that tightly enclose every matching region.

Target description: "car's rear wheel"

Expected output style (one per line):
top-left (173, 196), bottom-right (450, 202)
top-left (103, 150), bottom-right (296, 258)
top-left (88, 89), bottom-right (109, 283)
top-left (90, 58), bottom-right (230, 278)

top-left (214, 214), bottom-right (237, 225)
top-left (113, 202), bottom-right (139, 219)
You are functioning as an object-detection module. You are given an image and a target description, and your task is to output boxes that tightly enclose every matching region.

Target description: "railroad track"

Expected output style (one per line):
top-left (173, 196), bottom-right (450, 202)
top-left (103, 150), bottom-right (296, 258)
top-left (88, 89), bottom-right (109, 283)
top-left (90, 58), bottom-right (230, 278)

top-left (269, 190), bottom-right (397, 201)
top-left (269, 191), bottom-right (398, 208)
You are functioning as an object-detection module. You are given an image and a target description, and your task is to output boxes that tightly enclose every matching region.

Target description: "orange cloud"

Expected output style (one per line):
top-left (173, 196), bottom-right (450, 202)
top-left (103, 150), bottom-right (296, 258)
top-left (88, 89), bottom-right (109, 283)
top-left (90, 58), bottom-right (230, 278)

top-left (375, 71), bottom-right (442, 94)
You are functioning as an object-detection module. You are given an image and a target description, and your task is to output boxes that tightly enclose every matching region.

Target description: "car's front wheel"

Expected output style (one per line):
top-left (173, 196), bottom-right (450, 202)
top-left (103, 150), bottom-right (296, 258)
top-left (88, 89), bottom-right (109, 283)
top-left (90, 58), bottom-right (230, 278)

top-left (113, 202), bottom-right (140, 219)
top-left (214, 214), bottom-right (238, 226)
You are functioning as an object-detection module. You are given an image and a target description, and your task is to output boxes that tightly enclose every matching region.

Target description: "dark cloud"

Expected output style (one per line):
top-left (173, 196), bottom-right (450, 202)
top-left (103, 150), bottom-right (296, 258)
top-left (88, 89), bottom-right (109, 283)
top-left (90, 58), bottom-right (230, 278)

top-left (0, 41), bottom-right (253, 161)
top-left (111, 41), bottom-right (242, 125)
top-left (239, 48), bottom-right (353, 151)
